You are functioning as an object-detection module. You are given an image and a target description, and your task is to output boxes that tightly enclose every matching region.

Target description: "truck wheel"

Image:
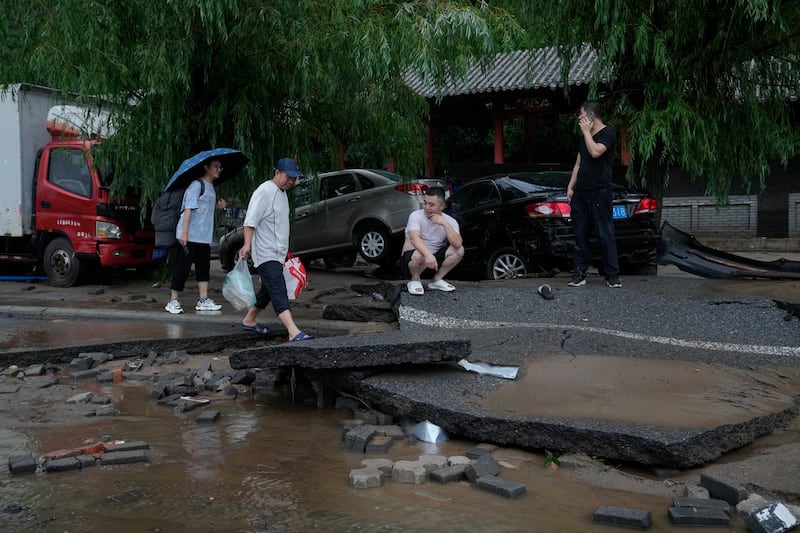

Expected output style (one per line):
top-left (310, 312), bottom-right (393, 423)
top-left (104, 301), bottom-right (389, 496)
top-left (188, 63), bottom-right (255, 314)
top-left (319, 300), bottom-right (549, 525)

top-left (43, 237), bottom-right (81, 287)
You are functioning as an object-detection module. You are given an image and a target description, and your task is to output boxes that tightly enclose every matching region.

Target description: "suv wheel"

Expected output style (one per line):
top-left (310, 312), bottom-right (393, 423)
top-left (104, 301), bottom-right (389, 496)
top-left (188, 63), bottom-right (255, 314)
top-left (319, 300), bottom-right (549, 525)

top-left (356, 224), bottom-right (391, 264)
top-left (486, 248), bottom-right (527, 280)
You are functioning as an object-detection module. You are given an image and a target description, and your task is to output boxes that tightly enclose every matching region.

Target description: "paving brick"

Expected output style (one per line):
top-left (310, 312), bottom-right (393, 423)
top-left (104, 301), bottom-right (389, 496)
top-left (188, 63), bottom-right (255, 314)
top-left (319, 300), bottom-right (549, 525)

top-left (46, 457), bottom-right (81, 472)
top-left (672, 497), bottom-right (730, 514)
top-left (465, 444), bottom-right (498, 459)
top-left (349, 467), bottom-right (384, 489)
top-left (354, 408), bottom-right (378, 424)
top-left (8, 454), bottom-right (37, 474)
top-left (668, 506), bottom-right (730, 527)
top-left (418, 454), bottom-right (448, 472)
top-left (430, 464), bottom-right (467, 484)
top-left (464, 453), bottom-right (499, 483)
top-left (685, 485), bottom-right (711, 499)
top-left (93, 404), bottom-right (115, 417)
top-left (196, 410), bottom-right (220, 423)
top-left (101, 449), bottom-right (148, 466)
top-left (746, 502), bottom-right (799, 533)
top-left (24, 364), bottom-right (45, 376)
top-left (365, 435), bottom-right (393, 454)
top-left (66, 392), bottom-right (93, 404)
top-left (592, 505), bottom-right (652, 530)
top-left (475, 475), bottom-right (526, 499)
top-left (69, 357), bottom-right (94, 371)
top-left (361, 459), bottom-right (393, 475)
top-left (345, 425), bottom-right (377, 453)
top-left (392, 460), bottom-right (427, 484)
top-left (700, 473), bottom-right (748, 505)
top-left (76, 454), bottom-right (96, 468)
top-left (70, 368), bottom-right (100, 380)
top-left (376, 425), bottom-right (405, 441)
top-left (448, 455), bottom-right (472, 466)
top-left (104, 440), bottom-right (150, 453)
top-left (338, 419), bottom-right (365, 441)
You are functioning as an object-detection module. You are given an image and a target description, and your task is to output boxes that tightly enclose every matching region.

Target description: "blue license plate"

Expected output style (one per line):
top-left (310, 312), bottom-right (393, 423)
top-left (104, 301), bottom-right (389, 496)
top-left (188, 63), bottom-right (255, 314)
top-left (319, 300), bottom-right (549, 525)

top-left (612, 205), bottom-right (628, 219)
top-left (152, 247), bottom-right (168, 260)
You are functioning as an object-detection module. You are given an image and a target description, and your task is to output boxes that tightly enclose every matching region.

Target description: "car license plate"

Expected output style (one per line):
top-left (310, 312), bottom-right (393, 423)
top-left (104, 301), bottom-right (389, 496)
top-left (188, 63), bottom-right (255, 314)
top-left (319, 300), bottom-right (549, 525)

top-left (152, 247), bottom-right (168, 260)
top-left (612, 205), bottom-right (627, 219)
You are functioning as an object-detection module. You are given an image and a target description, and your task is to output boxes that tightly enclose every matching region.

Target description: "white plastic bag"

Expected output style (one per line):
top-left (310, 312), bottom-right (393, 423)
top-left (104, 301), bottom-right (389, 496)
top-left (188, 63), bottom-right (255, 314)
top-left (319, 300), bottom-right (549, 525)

top-left (222, 258), bottom-right (256, 310)
top-left (283, 252), bottom-right (308, 300)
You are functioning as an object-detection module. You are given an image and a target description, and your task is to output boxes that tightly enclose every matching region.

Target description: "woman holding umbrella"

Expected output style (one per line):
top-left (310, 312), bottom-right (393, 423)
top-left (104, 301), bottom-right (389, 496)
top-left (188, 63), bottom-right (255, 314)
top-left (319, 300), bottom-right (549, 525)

top-left (165, 158), bottom-right (227, 314)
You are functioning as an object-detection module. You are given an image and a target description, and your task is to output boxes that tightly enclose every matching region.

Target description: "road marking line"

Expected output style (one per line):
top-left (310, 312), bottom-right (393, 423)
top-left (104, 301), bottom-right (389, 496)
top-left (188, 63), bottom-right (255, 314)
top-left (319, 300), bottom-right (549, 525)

top-left (399, 306), bottom-right (800, 358)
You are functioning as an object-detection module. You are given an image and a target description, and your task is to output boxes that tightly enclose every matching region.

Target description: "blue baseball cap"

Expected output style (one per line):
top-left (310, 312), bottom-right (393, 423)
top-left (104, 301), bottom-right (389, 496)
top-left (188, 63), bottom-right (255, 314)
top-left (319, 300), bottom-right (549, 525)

top-left (275, 157), bottom-right (304, 178)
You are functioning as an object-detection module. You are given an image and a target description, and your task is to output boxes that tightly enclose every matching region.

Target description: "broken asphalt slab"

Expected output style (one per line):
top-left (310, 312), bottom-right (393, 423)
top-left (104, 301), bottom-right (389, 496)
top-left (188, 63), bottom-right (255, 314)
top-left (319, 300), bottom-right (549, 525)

top-left (336, 280), bottom-right (800, 468)
top-left (229, 330), bottom-right (470, 370)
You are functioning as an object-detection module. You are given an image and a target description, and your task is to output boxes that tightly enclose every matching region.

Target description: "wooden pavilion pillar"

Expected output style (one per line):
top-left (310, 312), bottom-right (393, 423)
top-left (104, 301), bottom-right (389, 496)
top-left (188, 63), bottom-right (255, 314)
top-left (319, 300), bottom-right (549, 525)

top-left (493, 102), bottom-right (505, 164)
top-left (425, 121), bottom-right (435, 177)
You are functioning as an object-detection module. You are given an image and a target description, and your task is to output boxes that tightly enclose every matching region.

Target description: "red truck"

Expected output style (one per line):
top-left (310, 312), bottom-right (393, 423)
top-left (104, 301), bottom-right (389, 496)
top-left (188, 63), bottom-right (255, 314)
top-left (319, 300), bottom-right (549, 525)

top-left (0, 84), bottom-right (163, 286)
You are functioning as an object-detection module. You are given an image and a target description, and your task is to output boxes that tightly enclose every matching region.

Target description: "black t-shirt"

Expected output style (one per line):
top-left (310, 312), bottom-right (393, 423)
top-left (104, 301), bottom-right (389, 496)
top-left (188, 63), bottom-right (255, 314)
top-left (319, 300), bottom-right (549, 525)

top-left (575, 125), bottom-right (616, 190)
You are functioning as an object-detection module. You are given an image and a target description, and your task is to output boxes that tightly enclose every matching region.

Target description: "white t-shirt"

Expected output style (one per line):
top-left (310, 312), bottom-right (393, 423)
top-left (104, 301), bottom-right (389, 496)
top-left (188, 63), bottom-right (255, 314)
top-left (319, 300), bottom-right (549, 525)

top-left (403, 209), bottom-right (459, 254)
top-left (243, 180), bottom-right (290, 267)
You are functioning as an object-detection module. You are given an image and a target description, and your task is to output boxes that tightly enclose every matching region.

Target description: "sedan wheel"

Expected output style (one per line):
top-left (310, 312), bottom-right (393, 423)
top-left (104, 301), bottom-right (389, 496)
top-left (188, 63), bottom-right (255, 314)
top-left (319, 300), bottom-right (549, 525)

top-left (356, 225), bottom-right (391, 263)
top-left (486, 248), bottom-right (527, 280)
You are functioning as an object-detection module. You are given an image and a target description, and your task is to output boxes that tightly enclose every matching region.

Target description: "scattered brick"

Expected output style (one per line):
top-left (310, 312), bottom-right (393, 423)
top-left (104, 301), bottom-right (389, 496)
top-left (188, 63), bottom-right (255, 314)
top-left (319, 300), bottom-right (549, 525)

top-left (746, 502), bottom-right (799, 533)
top-left (392, 460), bottom-right (427, 484)
top-left (464, 453), bottom-right (499, 483)
top-left (66, 392), bottom-right (93, 404)
top-left (475, 475), bottom-right (526, 499)
top-left (685, 485), bottom-right (710, 499)
top-left (76, 454), bottom-right (96, 468)
top-left (360, 459), bottom-right (393, 475)
top-left (46, 457), bottom-right (81, 472)
top-left (700, 474), bottom-right (748, 505)
top-left (345, 425), bottom-right (377, 452)
top-left (365, 435), bottom-right (393, 454)
top-left (93, 404), bottom-right (115, 417)
top-left (672, 497), bottom-right (730, 514)
top-left (100, 449), bottom-right (148, 466)
top-left (349, 467), bottom-right (384, 489)
top-left (668, 506), bottom-right (730, 527)
top-left (8, 454), bottom-right (37, 475)
top-left (196, 410), bottom-right (221, 423)
top-left (418, 454), bottom-right (448, 472)
top-left (376, 425), bottom-right (404, 441)
top-left (592, 505), bottom-right (652, 530)
top-left (448, 456), bottom-right (472, 466)
top-left (354, 408), bottom-right (378, 424)
top-left (430, 464), bottom-right (467, 484)
top-left (70, 368), bottom-right (101, 380)
top-left (103, 441), bottom-right (150, 453)
top-left (465, 444), bottom-right (498, 459)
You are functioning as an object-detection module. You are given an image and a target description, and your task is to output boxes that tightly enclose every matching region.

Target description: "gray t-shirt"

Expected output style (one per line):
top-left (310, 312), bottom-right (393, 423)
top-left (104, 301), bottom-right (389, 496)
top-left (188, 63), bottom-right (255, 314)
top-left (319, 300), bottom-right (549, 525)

top-left (243, 180), bottom-right (290, 267)
top-left (176, 179), bottom-right (216, 244)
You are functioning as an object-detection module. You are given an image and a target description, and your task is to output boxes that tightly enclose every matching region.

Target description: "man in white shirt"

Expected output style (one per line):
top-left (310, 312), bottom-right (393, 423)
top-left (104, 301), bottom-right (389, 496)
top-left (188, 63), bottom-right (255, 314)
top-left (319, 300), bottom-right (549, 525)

top-left (401, 186), bottom-right (464, 295)
top-left (238, 157), bottom-right (314, 341)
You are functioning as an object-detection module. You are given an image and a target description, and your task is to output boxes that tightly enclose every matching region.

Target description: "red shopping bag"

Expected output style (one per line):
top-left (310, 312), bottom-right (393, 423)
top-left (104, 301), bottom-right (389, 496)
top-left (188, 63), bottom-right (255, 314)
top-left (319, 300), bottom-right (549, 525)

top-left (283, 252), bottom-right (308, 300)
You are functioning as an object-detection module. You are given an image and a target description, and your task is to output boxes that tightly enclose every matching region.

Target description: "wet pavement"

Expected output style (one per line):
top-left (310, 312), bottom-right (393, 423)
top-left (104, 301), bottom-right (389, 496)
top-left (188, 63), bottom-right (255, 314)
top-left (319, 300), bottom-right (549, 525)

top-left (1, 257), bottom-right (799, 530)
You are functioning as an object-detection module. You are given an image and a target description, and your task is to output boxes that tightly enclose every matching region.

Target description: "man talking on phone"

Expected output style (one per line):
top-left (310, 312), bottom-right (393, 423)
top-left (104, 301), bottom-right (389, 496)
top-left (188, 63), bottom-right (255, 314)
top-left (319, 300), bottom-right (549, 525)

top-left (566, 100), bottom-right (621, 288)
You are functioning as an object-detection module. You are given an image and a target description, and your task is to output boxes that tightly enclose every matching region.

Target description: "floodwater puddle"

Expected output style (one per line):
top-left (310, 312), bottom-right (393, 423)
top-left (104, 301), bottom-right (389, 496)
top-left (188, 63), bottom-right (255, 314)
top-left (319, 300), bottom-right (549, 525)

top-left (0, 356), bottom-right (753, 532)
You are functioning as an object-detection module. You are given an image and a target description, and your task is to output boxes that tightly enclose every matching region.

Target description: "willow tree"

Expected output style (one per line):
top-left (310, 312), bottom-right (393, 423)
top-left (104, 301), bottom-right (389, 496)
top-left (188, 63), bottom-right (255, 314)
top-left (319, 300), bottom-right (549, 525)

top-left (0, 0), bottom-right (523, 202)
top-left (523, 0), bottom-right (800, 202)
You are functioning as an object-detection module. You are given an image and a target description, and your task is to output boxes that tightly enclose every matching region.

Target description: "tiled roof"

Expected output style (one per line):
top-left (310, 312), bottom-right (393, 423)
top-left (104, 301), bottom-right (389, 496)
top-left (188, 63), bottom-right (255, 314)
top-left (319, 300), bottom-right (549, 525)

top-left (405, 44), bottom-right (604, 98)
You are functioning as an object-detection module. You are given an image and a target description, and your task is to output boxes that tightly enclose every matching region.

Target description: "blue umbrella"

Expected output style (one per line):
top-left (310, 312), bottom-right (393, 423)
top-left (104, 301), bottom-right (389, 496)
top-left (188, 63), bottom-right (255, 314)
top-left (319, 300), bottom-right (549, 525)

top-left (165, 147), bottom-right (249, 192)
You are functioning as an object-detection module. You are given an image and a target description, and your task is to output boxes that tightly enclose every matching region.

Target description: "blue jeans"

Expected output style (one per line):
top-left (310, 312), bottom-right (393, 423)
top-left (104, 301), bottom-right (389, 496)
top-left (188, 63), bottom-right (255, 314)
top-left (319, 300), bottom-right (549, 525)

top-left (570, 188), bottom-right (619, 277)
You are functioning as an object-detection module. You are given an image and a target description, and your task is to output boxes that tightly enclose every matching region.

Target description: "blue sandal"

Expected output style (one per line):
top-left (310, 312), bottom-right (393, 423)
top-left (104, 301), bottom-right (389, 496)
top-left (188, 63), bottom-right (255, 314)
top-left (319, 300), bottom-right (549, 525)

top-left (240, 323), bottom-right (270, 335)
top-left (289, 331), bottom-right (315, 342)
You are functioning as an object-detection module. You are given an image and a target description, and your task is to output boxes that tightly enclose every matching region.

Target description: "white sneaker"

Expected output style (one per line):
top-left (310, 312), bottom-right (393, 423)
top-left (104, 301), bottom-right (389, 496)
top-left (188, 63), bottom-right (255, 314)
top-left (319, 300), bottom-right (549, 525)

top-left (195, 298), bottom-right (222, 311)
top-left (165, 299), bottom-right (184, 314)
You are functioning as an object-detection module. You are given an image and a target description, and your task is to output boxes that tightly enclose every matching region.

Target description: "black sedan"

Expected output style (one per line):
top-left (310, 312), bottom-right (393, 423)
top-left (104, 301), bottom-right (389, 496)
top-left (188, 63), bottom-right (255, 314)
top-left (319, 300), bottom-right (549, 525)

top-left (448, 172), bottom-right (661, 280)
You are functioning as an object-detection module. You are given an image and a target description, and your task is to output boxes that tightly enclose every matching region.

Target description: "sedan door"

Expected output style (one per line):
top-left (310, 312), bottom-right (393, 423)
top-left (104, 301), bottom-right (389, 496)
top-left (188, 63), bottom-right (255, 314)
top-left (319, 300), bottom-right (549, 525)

top-left (292, 172), bottom-right (361, 255)
top-left (449, 181), bottom-right (503, 267)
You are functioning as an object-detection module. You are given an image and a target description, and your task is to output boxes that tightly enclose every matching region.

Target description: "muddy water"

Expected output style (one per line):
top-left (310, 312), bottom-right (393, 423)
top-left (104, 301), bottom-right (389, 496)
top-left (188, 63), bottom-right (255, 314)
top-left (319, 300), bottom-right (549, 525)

top-left (0, 377), bottom-right (748, 533)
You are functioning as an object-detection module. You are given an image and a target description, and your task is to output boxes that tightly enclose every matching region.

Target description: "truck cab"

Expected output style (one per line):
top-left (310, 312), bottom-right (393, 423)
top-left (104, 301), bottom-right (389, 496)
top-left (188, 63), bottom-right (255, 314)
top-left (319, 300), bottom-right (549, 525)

top-left (0, 85), bottom-right (161, 287)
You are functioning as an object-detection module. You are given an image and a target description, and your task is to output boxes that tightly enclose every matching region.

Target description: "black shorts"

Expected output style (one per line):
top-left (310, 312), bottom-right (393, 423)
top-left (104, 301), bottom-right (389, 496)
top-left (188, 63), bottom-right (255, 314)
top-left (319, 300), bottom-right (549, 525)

top-left (400, 245), bottom-right (448, 279)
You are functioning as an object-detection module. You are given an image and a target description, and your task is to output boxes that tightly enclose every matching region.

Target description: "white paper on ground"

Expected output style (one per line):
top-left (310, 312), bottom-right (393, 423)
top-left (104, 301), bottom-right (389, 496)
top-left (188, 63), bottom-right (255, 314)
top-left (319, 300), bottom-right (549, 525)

top-left (457, 358), bottom-right (519, 379)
